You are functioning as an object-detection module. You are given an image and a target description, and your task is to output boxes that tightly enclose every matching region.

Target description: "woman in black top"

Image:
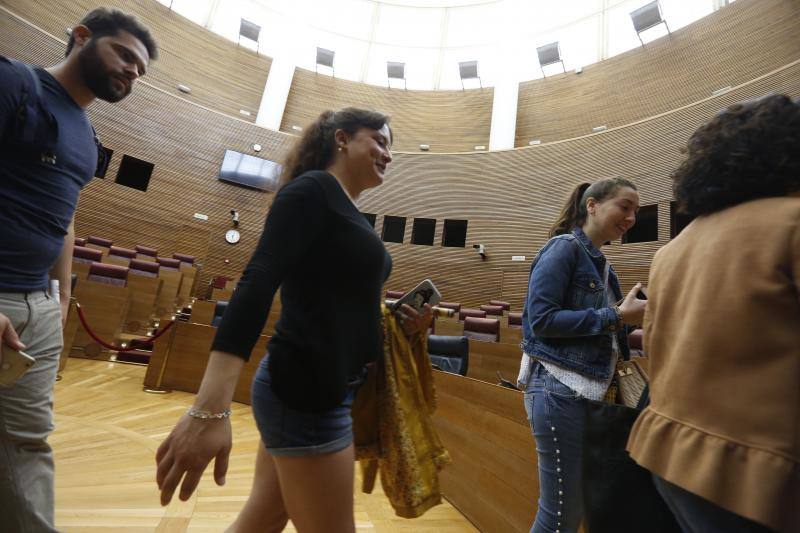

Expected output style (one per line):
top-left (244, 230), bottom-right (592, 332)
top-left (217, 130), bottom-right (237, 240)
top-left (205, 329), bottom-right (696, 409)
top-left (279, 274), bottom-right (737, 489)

top-left (155, 108), bottom-right (431, 532)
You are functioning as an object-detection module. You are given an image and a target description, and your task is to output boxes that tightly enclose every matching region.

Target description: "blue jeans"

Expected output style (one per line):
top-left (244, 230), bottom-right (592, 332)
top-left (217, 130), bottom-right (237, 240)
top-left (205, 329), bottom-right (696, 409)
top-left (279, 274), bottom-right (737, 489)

top-left (524, 362), bottom-right (587, 533)
top-left (653, 475), bottom-right (774, 533)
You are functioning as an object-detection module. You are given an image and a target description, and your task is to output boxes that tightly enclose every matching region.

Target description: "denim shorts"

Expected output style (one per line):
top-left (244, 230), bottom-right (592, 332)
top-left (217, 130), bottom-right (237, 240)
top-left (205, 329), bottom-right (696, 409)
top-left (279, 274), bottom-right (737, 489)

top-left (251, 355), bottom-right (367, 457)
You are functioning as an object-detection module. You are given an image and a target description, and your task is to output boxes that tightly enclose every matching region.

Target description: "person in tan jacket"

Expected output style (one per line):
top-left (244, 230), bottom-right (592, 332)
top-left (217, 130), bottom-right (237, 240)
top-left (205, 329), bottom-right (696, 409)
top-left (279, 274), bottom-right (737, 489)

top-left (627, 94), bottom-right (800, 533)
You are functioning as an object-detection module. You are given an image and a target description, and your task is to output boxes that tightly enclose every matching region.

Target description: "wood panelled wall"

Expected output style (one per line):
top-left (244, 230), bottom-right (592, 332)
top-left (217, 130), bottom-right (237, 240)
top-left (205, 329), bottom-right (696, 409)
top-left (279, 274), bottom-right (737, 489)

top-left (1, 0), bottom-right (270, 122)
top-left (3, 5), bottom-right (799, 311)
top-left (515, 0), bottom-right (800, 146)
top-left (280, 68), bottom-right (493, 153)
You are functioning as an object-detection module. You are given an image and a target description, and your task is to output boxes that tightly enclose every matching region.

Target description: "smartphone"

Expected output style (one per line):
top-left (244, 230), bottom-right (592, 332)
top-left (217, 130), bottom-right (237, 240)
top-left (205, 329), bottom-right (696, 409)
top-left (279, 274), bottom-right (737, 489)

top-left (636, 286), bottom-right (649, 300)
top-left (391, 279), bottom-right (442, 314)
top-left (0, 345), bottom-right (36, 386)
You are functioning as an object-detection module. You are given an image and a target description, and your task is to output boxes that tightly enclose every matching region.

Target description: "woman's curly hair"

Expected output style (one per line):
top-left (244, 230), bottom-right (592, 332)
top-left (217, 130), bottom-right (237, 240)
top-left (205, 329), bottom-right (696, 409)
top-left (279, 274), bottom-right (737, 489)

top-left (672, 94), bottom-right (800, 217)
top-left (279, 107), bottom-right (391, 187)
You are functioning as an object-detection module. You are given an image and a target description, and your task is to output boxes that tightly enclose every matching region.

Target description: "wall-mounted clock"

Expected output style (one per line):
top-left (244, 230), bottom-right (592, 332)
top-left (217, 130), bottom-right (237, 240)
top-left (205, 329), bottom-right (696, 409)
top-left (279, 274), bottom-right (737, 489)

top-left (225, 229), bottom-right (240, 244)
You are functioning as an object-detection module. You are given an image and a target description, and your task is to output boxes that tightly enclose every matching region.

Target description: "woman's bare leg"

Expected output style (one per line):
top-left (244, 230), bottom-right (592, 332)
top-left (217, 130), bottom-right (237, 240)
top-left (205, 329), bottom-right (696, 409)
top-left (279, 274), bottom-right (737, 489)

top-left (226, 441), bottom-right (289, 533)
top-left (272, 443), bottom-right (356, 533)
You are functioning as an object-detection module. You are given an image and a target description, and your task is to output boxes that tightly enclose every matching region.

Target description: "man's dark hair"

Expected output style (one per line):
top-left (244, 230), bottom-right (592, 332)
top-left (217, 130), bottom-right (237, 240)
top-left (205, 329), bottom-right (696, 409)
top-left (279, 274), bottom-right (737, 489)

top-left (66, 8), bottom-right (158, 60)
top-left (672, 94), bottom-right (800, 217)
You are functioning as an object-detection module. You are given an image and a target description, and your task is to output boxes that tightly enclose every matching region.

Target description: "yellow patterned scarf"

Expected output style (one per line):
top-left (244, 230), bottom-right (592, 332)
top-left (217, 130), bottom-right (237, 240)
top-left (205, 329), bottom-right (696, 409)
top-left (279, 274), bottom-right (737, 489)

top-left (352, 306), bottom-right (451, 518)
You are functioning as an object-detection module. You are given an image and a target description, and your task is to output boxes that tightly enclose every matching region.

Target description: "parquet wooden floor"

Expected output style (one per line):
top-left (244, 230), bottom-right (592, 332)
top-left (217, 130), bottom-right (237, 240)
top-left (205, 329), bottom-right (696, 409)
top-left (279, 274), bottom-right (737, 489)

top-left (53, 359), bottom-right (478, 532)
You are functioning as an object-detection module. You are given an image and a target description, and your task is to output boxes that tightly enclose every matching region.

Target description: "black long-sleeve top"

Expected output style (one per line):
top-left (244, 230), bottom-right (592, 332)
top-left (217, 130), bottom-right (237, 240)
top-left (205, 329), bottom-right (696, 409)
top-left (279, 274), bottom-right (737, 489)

top-left (211, 171), bottom-right (392, 412)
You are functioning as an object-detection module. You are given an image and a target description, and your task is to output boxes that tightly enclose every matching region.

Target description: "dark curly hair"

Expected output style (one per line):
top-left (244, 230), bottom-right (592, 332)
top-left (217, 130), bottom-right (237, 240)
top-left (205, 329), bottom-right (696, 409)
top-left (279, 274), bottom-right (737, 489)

top-left (280, 108), bottom-right (391, 186)
top-left (672, 94), bottom-right (800, 217)
top-left (66, 8), bottom-right (158, 60)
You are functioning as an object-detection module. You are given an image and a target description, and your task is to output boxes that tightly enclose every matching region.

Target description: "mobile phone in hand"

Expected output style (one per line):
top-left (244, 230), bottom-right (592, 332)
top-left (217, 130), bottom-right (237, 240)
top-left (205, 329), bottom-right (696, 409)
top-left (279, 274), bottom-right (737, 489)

top-left (391, 279), bottom-right (442, 314)
top-left (0, 346), bottom-right (36, 386)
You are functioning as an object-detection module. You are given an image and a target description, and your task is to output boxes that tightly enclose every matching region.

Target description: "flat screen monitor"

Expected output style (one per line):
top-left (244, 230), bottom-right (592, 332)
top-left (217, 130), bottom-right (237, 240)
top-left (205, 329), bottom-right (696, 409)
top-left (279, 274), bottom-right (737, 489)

top-left (218, 149), bottom-right (282, 192)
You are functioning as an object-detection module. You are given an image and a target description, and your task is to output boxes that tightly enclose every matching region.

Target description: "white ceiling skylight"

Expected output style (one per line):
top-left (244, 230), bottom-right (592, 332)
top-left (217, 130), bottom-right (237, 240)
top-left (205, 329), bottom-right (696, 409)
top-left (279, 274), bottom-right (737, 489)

top-left (156, 0), bottom-right (729, 90)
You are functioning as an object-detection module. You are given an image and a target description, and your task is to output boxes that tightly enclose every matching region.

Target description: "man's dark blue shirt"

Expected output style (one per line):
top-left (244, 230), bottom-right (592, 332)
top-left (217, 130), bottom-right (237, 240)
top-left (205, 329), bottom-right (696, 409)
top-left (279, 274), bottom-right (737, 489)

top-left (0, 60), bottom-right (96, 291)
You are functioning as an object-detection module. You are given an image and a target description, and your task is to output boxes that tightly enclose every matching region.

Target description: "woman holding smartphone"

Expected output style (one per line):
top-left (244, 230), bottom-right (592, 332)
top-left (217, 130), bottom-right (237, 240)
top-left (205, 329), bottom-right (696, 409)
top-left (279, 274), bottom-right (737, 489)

top-left (517, 177), bottom-right (647, 533)
top-left (155, 108), bottom-right (431, 533)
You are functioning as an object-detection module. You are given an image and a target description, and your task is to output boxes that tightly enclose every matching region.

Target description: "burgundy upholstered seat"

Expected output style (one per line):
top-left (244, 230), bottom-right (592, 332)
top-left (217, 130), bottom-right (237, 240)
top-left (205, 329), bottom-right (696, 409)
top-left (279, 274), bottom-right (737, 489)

top-left (73, 246), bottom-right (103, 264)
top-left (108, 246), bottom-right (137, 259)
top-left (129, 259), bottom-right (160, 278)
top-left (86, 236), bottom-right (113, 247)
top-left (173, 252), bottom-right (195, 266)
top-left (87, 262), bottom-right (129, 287)
top-left (458, 308), bottom-right (487, 322)
top-left (480, 304), bottom-right (504, 316)
top-left (628, 328), bottom-right (644, 356)
top-left (438, 301), bottom-right (461, 313)
top-left (135, 245), bottom-right (158, 258)
top-left (508, 311), bottom-right (523, 328)
top-left (463, 316), bottom-right (500, 343)
top-left (489, 299), bottom-right (511, 312)
top-left (156, 257), bottom-right (181, 270)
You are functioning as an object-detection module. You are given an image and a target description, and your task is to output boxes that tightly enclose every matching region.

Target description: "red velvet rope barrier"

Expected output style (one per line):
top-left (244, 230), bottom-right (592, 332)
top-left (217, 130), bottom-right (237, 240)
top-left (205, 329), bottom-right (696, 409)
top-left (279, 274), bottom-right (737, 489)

top-left (74, 301), bottom-right (174, 353)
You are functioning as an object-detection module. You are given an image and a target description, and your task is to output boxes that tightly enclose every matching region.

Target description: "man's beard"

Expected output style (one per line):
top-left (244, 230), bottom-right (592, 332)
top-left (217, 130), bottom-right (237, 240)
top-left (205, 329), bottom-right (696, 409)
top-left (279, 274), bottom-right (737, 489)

top-left (78, 41), bottom-right (130, 103)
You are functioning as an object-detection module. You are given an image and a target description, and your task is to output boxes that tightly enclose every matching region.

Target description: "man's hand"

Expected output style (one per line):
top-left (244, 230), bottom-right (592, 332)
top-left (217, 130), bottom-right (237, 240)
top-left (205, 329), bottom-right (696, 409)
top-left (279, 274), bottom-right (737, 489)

top-left (0, 312), bottom-right (26, 364)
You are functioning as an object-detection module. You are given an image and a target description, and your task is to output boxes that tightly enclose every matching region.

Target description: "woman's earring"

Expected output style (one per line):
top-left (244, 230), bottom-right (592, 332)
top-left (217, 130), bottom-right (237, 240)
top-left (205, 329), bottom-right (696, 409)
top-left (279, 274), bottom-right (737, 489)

top-left (338, 147), bottom-right (343, 152)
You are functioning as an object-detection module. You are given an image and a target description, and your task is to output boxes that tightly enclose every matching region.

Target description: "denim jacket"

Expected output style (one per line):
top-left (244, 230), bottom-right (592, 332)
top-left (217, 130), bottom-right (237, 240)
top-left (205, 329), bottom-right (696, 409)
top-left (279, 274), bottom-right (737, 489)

top-left (521, 227), bottom-right (630, 380)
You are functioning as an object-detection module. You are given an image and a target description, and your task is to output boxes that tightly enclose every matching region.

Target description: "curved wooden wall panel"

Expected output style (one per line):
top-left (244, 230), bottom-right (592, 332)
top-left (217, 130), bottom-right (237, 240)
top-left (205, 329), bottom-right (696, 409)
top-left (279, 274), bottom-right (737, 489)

top-left (515, 0), bottom-right (800, 146)
top-left (280, 68), bottom-right (493, 153)
top-left (2, 0), bottom-right (270, 122)
top-left (361, 62), bottom-right (800, 309)
top-left (3, 6), bottom-right (799, 310)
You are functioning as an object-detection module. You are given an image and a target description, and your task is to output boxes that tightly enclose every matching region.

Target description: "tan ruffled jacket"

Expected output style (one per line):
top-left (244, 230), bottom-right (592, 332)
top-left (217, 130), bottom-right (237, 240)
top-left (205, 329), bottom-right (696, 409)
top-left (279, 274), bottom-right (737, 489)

top-left (353, 306), bottom-right (451, 518)
top-left (627, 197), bottom-right (800, 533)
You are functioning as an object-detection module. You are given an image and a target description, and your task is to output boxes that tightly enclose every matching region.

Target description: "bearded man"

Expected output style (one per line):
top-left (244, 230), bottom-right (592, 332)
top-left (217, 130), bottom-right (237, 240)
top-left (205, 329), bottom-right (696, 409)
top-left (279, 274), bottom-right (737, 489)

top-left (0, 9), bottom-right (157, 531)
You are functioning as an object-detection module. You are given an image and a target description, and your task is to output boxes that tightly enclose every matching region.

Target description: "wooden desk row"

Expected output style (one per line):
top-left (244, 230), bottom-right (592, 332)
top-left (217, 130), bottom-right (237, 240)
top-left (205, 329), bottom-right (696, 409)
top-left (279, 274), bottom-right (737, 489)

top-left (435, 319), bottom-right (523, 345)
top-left (63, 260), bottom-right (198, 363)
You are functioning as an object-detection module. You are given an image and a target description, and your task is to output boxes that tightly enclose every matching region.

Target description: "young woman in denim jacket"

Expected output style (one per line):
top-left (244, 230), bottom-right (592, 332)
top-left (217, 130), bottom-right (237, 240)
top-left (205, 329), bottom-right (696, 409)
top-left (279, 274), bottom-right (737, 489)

top-left (517, 177), bottom-right (647, 533)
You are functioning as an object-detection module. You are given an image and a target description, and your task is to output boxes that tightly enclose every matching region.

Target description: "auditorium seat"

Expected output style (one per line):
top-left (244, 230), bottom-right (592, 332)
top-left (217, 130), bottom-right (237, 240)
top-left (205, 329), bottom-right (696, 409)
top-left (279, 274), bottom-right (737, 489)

top-left (107, 246), bottom-right (137, 266)
top-left (480, 304), bottom-right (504, 317)
top-left (210, 300), bottom-right (228, 327)
top-left (463, 316), bottom-right (500, 343)
top-left (173, 252), bottom-right (195, 267)
top-left (87, 263), bottom-right (129, 287)
top-left (128, 259), bottom-right (159, 278)
top-left (125, 261), bottom-right (164, 334)
top-left (72, 246), bottom-right (102, 264)
top-left (428, 335), bottom-right (469, 376)
top-left (135, 245), bottom-right (158, 260)
top-left (74, 237), bottom-right (86, 247)
top-left (489, 300), bottom-right (511, 312)
top-left (156, 257), bottom-right (181, 270)
top-left (458, 308), bottom-right (486, 322)
top-left (386, 290), bottom-right (405, 299)
top-left (86, 235), bottom-right (113, 248)
top-left (438, 301), bottom-right (461, 313)
top-left (508, 311), bottom-right (523, 328)
top-left (209, 276), bottom-right (230, 289)
top-left (628, 328), bottom-right (644, 356)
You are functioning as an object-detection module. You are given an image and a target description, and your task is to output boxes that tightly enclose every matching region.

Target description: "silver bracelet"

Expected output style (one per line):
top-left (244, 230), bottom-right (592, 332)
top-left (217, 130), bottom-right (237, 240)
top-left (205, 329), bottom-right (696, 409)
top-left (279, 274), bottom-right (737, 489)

top-left (187, 407), bottom-right (231, 420)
